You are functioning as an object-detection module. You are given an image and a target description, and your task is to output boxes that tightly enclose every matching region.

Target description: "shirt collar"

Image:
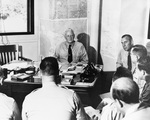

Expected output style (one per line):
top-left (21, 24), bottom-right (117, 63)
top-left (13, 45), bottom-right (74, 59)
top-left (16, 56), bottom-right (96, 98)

top-left (145, 75), bottom-right (150, 83)
top-left (42, 81), bottom-right (58, 89)
top-left (65, 41), bottom-right (75, 47)
top-left (125, 103), bottom-right (139, 117)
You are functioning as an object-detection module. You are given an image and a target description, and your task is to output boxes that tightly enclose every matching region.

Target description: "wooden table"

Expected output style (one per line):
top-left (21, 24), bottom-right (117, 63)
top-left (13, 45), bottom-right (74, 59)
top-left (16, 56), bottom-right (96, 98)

top-left (1, 75), bottom-right (99, 111)
top-left (1, 61), bottom-right (101, 111)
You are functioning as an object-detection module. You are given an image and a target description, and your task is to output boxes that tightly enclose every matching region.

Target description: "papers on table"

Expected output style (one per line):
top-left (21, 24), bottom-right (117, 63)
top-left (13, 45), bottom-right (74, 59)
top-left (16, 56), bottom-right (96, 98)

top-left (99, 92), bottom-right (111, 99)
top-left (1, 61), bottom-right (31, 71)
top-left (61, 66), bottom-right (84, 75)
top-left (84, 106), bottom-right (101, 120)
top-left (75, 82), bottom-right (93, 86)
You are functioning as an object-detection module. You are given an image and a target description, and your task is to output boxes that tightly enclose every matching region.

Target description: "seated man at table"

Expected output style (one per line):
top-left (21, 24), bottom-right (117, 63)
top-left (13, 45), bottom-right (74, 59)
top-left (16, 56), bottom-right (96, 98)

top-left (0, 67), bottom-right (21, 120)
top-left (116, 34), bottom-right (135, 72)
top-left (111, 77), bottom-right (150, 120)
top-left (22, 57), bottom-right (90, 120)
top-left (131, 44), bottom-right (148, 93)
top-left (54, 28), bottom-right (88, 66)
top-left (85, 66), bottom-right (133, 120)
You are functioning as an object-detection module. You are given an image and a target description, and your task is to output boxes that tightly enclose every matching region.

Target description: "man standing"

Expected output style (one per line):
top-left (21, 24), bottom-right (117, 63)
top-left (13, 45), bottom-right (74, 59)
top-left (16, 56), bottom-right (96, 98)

top-left (54, 28), bottom-right (88, 65)
top-left (116, 34), bottom-right (135, 72)
top-left (110, 77), bottom-right (150, 120)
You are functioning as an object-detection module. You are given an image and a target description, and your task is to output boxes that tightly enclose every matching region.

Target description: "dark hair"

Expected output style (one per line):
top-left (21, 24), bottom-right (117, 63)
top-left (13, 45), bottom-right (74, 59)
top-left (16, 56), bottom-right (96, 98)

top-left (121, 34), bottom-right (133, 43)
top-left (132, 44), bottom-right (147, 58)
top-left (112, 66), bottom-right (133, 82)
top-left (0, 67), bottom-right (4, 77)
top-left (112, 78), bottom-right (139, 104)
top-left (138, 56), bottom-right (150, 74)
top-left (40, 57), bottom-right (59, 76)
top-left (138, 102), bottom-right (150, 110)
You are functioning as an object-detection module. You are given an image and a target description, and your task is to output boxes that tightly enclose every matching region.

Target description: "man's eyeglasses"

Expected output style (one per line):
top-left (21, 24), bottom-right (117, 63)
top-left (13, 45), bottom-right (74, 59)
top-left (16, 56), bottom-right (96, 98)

top-left (66, 35), bottom-right (74, 37)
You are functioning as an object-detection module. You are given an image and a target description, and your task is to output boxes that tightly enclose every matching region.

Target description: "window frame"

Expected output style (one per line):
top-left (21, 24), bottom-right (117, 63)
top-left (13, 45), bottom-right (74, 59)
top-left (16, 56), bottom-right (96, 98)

top-left (0, 0), bottom-right (34, 36)
top-left (148, 11), bottom-right (150, 39)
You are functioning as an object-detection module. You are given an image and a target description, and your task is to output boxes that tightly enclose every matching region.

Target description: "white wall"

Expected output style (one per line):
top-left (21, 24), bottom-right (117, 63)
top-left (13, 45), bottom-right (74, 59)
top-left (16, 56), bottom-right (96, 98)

top-left (101, 0), bottom-right (150, 71)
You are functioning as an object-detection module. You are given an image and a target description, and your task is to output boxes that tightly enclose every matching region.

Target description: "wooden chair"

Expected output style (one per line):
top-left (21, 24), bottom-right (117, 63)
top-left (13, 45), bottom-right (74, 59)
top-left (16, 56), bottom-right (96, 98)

top-left (0, 44), bottom-right (32, 65)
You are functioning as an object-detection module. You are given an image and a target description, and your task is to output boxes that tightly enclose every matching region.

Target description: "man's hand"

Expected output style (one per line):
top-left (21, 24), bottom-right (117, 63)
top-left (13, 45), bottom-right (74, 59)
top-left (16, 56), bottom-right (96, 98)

top-left (84, 106), bottom-right (101, 120)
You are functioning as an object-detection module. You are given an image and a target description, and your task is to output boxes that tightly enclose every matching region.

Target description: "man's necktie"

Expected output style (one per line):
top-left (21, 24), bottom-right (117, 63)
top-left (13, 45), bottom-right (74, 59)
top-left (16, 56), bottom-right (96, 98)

top-left (68, 45), bottom-right (72, 63)
top-left (127, 52), bottom-right (132, 71)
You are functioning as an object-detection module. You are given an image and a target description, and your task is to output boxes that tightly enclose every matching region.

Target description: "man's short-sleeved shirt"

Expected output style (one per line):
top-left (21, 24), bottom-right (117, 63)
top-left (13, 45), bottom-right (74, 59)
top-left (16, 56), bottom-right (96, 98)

top-left (116, 49), bottom-right (136, 72)
top-left (22, 84), bottom-right (88, 120)
top-left (0, 93), bottom-right (16, 120)
top-left (54, 41), bottom-right (88, 64)
top-left (122, 104), bottom-right (150, 120)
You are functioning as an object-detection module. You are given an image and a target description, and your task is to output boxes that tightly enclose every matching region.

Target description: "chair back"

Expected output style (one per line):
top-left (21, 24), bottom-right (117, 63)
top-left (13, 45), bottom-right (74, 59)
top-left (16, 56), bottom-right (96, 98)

top-left (0, 45), bottom-right (19, 65)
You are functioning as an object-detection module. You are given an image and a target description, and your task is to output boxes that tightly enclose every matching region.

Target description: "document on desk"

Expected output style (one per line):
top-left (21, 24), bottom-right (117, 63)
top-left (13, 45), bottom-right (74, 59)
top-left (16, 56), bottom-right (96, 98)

top-left (2, 61), bottom-right (30, 70)
top-left (62, 71), bottom-right (77, 75)
top-left (75, 82), bottom-right (93, 87)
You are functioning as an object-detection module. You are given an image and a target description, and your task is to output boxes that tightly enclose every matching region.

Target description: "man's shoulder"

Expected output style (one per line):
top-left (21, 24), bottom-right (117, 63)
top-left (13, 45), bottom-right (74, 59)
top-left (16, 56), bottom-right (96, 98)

top-left (31, 88), bottom-right (41, 93)
top-left (118, 49), bottom-right (128, 56)
top-left (119, 49), bottom-right (127, 53)
top-left (74, 41), bottom-right (86, 49)
top-left (0, 92), bottom-right (14, 102)
top-left (60, 41), bottom-right (66, 44)
top-left (56, 41), bottom-right (66, 48)
top-left (25, 88), bottom-right (41, 98)
top-left (75, 41), bottom-right (83, 46)
top-left (59, 86), bottom-right (75, 95)
top-left (57, 86), bottom-right (79, 100)
top-left (123, 107), bottom-right (150, 120)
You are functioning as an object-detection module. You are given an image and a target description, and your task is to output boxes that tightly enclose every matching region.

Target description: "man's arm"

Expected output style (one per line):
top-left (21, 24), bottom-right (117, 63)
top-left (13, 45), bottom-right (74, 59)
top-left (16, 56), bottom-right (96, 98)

top-left (79, 45), bottom-right (88, 64)
top-left (12, 101), bottom-right (22, 120)
top-left (100, 102), bottom-right (124, 120)
top-left (140, 86), bottom-right (150, 104)
top-left (73, 92), bottom-right (90, 120)
top-left (22, 98), bottom-right (29, 120)
top-left (84, 106), bottom-right (101, 120)
top-left (116, 50), bottom-right (123, 68)
top-left (54, 45), bottom-right (59, 59)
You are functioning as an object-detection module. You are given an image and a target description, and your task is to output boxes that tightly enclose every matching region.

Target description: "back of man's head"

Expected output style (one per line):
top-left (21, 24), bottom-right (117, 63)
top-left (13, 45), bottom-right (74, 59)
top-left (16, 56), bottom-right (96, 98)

top-left (111, 77), bottom-right (139, 104)
top-left (132, 44), bottom-right (147, 58)
top-left (112, 66), bottom-right (133, 82)
top-left (138, 56), bottom-right (150, 74)
top-left (40, 57), bottom-right (59, 76)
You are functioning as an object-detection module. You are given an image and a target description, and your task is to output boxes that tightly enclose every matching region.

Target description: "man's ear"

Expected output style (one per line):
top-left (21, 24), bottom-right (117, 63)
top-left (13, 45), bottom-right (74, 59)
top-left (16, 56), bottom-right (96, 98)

top-left (142, 70), bottom-right (146, 79)
top-left (143, 70), bottom-right (146, 75)
top-left (0, 77), bottom-right (4, 85)
top-left (116, 99), bottom-right (123, 108)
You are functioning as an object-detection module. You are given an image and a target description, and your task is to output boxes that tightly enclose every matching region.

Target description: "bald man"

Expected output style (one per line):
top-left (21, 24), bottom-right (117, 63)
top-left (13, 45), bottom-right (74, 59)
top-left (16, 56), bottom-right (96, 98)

top-left (85, 67), bottom-right (133, 120)
top-left (111, 77), bottom-right (150, 120)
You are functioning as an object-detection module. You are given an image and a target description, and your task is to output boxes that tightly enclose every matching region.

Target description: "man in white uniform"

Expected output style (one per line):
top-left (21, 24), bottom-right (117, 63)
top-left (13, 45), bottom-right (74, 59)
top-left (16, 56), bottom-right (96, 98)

top-left (54, 28), bottom-right (88, 65)
top-left (22, 57), bottom-right (89, 120)
top-left (116, 34), bottom-right (136, 72)
top-left (111, 77), bottom-right (150, 120)
top-left (0, 67), bottom-right (21, 120)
